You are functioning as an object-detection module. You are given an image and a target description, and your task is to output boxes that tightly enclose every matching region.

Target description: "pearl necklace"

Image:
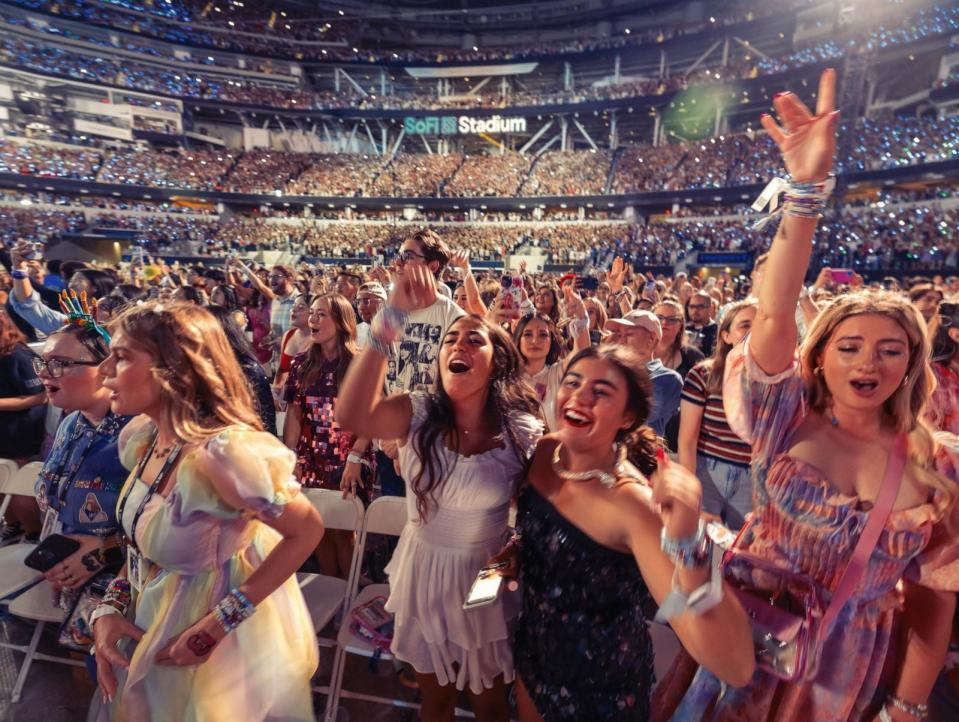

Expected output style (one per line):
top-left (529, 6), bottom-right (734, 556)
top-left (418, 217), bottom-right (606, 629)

top-left (551, 442), bottom-right (625, 489)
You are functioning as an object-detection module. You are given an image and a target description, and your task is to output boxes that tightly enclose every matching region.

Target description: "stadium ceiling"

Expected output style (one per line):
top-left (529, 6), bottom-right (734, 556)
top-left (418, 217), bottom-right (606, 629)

top-left (307, 0), bottom-right (698, 29)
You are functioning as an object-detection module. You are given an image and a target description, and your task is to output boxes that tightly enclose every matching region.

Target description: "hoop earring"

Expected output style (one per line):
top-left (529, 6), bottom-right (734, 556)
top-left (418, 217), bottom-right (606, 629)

top-left (814, 366), bottom-right (824, 376)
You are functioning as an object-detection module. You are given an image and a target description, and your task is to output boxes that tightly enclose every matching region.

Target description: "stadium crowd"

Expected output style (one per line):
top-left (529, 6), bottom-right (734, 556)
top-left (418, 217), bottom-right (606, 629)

top-left (3, 67), bottom-right (959, 722)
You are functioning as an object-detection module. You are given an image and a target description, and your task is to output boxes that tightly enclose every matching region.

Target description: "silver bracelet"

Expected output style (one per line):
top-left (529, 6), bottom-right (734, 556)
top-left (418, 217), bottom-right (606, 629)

top-left (887, 693), bottom-right (929, 720)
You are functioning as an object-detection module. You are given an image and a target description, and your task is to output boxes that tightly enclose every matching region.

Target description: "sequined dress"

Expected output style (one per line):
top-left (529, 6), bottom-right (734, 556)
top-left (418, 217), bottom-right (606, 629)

top-left (514, 484), bottom-right (656, 721)
top-left (665, 338), bottom-right (959, 722)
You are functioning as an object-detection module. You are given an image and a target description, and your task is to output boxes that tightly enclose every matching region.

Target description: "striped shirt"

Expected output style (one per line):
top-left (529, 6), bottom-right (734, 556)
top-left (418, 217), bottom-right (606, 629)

top-left (680, 362), bottom-right (751, 467)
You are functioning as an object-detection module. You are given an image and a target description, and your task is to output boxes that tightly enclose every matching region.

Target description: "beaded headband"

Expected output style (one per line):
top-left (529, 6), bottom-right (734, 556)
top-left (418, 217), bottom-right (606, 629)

top-left (58, 289), bottom-right (112, 344)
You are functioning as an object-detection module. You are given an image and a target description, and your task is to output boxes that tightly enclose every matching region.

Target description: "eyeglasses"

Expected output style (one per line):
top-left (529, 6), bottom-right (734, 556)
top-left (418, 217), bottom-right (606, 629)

top-left (33, 357), bottom-right (99, 378)
top-left (687, 304), bottom-right (708, 311)
top-left (397, 250), bottom-right (426, 264)
top-left (656, 315), bottom-right (683, 325)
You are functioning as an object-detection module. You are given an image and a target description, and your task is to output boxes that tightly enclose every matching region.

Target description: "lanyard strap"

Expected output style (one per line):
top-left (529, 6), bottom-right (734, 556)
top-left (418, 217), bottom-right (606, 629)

top-left (117, 431), bottom-right (183, 554)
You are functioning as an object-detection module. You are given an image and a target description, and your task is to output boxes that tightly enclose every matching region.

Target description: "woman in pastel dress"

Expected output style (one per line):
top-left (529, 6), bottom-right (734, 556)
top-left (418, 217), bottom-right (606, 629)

top-left (659, 69), bottom-right (959, 722)
top-left (92, 301), bottom-right (323, 722)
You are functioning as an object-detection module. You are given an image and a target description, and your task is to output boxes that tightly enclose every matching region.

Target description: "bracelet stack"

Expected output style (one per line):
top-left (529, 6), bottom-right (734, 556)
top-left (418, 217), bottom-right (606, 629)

top-left (882, 693), bottom-right (929, 721)
top-left (368, 304), bottom-right (409, 356)
top-left (90, 577), bottom-right (132, 626)
top-left (660, 520), bottom-right (712, 569)
top-left (750, 174), bottom-right (836, 230)
top-left (213, 589), bottom-right (256, 634)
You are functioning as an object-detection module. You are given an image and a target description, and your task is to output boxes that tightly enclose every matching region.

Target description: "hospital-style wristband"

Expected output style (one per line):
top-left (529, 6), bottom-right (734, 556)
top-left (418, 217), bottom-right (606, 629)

top-left (750, 174), bottom-right (836, 230)
top-left (661, 519), bottom-right (711, 569)
top-left (213, 589), bottom-right (256, 634)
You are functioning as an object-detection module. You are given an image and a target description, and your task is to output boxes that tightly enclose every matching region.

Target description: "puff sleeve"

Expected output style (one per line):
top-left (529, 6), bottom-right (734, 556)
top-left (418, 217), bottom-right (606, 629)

top-left (177, 427), bottom-right (301, 520)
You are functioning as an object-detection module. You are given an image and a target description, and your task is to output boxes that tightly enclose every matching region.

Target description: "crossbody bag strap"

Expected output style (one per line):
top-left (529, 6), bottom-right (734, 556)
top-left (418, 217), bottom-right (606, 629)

top-left (818, 433), bottom-right (908, 639)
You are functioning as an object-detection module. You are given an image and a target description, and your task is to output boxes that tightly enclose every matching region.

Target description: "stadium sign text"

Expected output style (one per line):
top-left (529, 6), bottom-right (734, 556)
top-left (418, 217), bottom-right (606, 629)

top-left (403, 115), bottom-right (527, 136)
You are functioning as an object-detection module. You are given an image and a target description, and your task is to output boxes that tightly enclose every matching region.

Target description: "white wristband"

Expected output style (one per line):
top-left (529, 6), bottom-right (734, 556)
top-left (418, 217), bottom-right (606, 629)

top-left (90, 604), bottom-right (122, 626)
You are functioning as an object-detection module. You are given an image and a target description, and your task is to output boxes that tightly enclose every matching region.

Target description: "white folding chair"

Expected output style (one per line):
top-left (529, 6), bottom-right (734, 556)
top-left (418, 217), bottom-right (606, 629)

top-left (0, 462), bottom-right (45, 600)
top-left (2, 580), bottom-right (85, 703)
top-left (323, 495), bottom-right (409, 722)
top-left (298, 489), bottom-right (365, 647)
top-left (0, 457), bottom-right (21, 520)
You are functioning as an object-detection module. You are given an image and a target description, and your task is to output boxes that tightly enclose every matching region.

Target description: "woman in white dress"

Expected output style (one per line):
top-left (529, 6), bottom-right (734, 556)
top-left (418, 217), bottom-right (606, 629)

top-left (339, 263), bottom-right (544, 722)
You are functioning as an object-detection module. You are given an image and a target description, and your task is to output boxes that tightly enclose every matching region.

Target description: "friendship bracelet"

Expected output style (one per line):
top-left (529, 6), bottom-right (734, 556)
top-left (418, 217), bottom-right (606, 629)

top-left (887, 694), bottom-right (929, 720)
top-left (654, 564), bottom-right (724, 623)
top-left (660, 519), bottom-right (711, 569)
top-left (369, 304), bottom-right (409, 355)
top-left (750, 174), bottom-right (836, 230)
top-left (213, 588), bottom-right (256, 634)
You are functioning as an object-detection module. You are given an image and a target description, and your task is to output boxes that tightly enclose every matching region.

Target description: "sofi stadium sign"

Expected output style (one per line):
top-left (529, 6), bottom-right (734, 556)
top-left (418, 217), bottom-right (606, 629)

top-left (403, 115), bottom-right (527, 135)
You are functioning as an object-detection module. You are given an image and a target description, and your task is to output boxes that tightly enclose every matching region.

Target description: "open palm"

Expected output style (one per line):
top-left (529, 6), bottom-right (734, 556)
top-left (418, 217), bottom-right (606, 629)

top-left (761, 69), bottom-right (838, 184)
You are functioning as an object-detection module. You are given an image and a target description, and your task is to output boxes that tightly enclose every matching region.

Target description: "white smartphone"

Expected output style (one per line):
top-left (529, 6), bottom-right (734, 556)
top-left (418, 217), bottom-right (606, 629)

top-left (463, 563), bottom-right (506, 610)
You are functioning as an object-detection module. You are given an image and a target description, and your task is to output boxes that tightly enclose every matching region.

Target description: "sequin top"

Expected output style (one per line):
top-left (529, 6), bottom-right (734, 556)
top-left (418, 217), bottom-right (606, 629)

top-left (515, 484), bottom-right (655, 721)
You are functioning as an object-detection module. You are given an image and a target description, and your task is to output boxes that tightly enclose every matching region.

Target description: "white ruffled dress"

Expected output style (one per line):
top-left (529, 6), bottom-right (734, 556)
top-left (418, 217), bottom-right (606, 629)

top-left (386, 391), bottom-right (542, 693)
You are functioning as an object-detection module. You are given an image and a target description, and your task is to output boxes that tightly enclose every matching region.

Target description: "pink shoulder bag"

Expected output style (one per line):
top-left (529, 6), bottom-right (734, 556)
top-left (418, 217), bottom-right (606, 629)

top-left (720, 435), bottom-right (907, 681)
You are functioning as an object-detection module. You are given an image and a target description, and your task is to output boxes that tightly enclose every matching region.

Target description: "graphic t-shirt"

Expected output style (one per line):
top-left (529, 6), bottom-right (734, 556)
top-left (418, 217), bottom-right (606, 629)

top-left (385, 296), bottom-right (465, 395)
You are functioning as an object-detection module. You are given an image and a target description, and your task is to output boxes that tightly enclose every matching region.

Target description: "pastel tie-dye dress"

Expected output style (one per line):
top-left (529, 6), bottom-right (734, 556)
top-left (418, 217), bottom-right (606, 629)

top-left (664, 339), bottom-right (959, 722)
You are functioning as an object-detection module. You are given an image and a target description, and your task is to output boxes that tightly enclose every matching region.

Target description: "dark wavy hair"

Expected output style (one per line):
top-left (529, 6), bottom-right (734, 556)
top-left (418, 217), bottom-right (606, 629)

top-left (930, 302), bottom-right (959, 364)
top-left (513, 313), bottom-right (563, 366)
top-left (410, 315), bottom-right (544, 521)
top-left (563, 344), bottom-right (658, 477)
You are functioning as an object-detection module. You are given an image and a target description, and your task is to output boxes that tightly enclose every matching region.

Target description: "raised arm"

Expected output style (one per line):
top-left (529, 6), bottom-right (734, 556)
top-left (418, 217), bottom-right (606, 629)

top-left (449, 250), bottom-right (487, 316)
top-left (337, 265), bottom-right (440, 441)
top-left (752, 68), bottom-right (838, 375)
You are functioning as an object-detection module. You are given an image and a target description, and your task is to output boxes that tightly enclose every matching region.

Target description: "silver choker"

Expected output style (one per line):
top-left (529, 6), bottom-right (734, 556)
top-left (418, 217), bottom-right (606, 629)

top-left (551, 442), bottom-right (624, 489)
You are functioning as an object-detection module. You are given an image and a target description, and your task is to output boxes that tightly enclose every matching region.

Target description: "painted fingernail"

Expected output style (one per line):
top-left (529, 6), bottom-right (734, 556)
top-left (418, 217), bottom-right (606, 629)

top-left (774, 92), bottom-right (787, 98)
top-left (656, 447), bottom-right (667, 463)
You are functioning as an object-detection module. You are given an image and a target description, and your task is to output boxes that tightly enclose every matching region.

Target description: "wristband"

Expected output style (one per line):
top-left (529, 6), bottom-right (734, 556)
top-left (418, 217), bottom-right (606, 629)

top-left (96, 577), bottom-right (132, 616)
top-left (89, 604), bottom-right (122, 627)
top-left (369, 304), bottom-right (409, 355)
top-left (654, 562), bottom-right (723, 623)
top-left (213, 588), bottom-right (256, 634)
top-left (11, 270), bottom-right (27, 280)
top-left (660, 519), bottom-right (711, 568)
top-left (346, 452), bottom-right (370, 467)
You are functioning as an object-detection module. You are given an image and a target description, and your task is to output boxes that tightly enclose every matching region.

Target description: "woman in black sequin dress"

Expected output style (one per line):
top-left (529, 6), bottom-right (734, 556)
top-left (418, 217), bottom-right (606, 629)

top-left (491, 345), bottom-right (755, 722)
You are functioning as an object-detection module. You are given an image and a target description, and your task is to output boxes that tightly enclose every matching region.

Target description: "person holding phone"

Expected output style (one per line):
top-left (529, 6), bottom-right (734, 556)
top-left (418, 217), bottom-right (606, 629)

top-left (338, 264), bottom-right (544, 722)
top-left (92, 302), bottom-right (321, 721)
top-left (31, 319), bottom-right (131, 649)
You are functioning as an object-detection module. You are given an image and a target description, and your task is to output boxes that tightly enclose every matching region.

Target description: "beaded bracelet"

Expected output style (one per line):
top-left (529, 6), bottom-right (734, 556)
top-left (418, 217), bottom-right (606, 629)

top-left (98, 577), bottom-right (132, 615)
top-left (660, 519), bottom-right (711, 569)
top-left (212, 588), bottom-right (256, 634)
top-left (368, 305), bottom-right (409, 356)
top-left (887, 693), bottom-right (929, 720)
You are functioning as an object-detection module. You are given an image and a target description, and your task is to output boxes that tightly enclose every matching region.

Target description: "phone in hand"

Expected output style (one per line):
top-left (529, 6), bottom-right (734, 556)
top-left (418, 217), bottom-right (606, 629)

top-left (23, 533), bottom-right (81, 572)
top-left (577, 277), bottom-right (600, 291)
top-left (500, 274), bottom-right (523, 316)
top-left (829, 269), bottom-right (854, 284)
top-left (463, 562), bottom-right (507, 610)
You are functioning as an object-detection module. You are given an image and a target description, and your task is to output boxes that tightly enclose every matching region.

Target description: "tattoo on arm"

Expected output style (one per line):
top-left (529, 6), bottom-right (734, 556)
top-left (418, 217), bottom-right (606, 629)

top-left (81, 549), bottom-right (105, 573)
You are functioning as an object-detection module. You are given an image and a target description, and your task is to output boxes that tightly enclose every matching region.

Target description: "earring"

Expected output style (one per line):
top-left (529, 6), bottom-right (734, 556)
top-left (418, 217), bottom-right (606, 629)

top-left (901, 374), bottom-right (909, 387)
top-left (814, 366), bottom-right (824, 376)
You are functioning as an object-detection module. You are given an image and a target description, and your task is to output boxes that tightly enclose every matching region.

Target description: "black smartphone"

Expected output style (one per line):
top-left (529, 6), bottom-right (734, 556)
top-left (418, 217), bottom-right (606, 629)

top-left (23, 533), bottom-right (81, 572)
top-left (577, 277), bottom-right (600, 291)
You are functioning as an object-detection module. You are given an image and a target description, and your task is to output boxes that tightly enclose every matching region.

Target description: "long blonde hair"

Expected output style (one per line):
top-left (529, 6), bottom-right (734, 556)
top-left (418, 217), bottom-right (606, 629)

top-left (706, 300), bottom-right (757, 393)
top-left (111, 301), bottom-right (262, 443)
top-left (799, 291), bottom-right (953, 510)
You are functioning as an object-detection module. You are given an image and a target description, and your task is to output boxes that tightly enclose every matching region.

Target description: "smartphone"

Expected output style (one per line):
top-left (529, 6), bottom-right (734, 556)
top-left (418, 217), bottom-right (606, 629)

top-left (500, 274), bottom-right (523, 315)
top-left (23, 533), bottom-right (81, 572)
top-left (829, 269), bottom-right (854, 284)
top-left (463, 563), bottom-right (506, 610)
top-left (644, 280), bottom-right (658, 295)
top-left (577, 277), bottom-right (600, 291)
top-left (22, 242), bottom-right (40, 261)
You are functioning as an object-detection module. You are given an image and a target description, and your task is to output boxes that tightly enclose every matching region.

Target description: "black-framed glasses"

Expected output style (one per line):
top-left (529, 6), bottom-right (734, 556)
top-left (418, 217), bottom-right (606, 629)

top-left (32, 357), bottom-right (100, 379)
top-left (397, 250), bottom-right (426, 264)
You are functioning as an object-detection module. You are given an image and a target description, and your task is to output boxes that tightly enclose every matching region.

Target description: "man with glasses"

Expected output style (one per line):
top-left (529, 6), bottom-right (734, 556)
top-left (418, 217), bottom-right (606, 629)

top-left (335, 268), bottom-right (364, 304)
top-left (685, 290), bottom-right (718, 357)
top-left (378, 229), bottom-right (464, 498)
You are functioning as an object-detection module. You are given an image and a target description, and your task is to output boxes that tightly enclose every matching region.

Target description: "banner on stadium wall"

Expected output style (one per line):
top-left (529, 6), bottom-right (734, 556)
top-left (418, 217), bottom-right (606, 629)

top-left (403, 115), bottom-right (527, 135)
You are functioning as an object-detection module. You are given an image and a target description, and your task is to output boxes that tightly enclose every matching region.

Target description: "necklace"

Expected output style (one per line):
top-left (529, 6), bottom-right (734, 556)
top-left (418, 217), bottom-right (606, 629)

top-left (551, 442), bottom-right (625, 489)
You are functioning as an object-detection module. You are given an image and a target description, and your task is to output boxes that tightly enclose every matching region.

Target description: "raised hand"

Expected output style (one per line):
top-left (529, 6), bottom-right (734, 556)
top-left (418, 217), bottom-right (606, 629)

top-left (760, 68), bottom-right (838, 184)
top-left (650, 448), bottom-right (702, 542)
top-left (563, 283), bottom-right (586, 320)
top-left (449, 250), bottom-right (470, 270)
top-left (389, 262), bottom-right (437, 313)
top-left (608, 256), bottom-right (626, 293)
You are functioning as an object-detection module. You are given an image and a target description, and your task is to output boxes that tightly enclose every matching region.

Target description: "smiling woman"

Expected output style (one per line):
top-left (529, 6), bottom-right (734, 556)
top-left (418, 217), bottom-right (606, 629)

top-left (338, 264), bottom-right (545, 721)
